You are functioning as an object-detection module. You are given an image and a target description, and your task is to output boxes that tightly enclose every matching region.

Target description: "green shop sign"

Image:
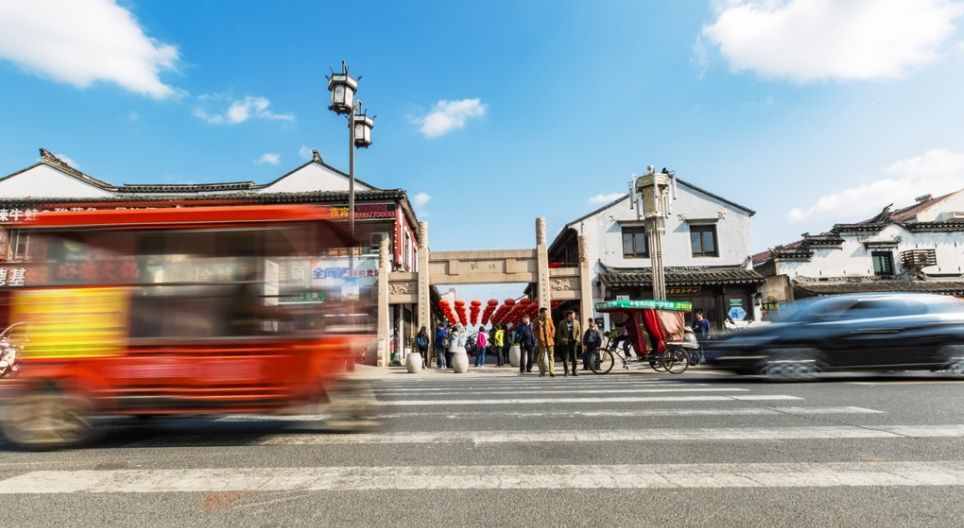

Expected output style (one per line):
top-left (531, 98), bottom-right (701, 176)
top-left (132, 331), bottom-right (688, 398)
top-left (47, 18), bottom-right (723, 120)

top-left (595, 299), bottom-right (693, 312)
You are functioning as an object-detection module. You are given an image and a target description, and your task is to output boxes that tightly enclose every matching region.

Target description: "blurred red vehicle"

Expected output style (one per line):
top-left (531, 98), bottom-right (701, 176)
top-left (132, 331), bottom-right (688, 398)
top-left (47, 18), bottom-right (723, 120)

top-left (0, 205), bottom-right (377, 449)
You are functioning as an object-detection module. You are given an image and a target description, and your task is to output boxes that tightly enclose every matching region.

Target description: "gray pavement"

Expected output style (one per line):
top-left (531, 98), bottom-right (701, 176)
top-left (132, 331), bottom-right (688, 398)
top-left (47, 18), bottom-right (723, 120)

top-left (2, 364), bottom-right (964, 527)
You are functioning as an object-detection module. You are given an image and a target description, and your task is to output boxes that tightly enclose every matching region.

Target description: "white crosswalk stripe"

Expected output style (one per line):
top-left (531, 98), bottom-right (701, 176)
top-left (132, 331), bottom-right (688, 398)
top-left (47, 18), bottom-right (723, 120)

top-left (373, 394), bottom-right (801, 406)
top-left (4, 461), bottom-right (964, 494)
top-left (215, 406), bottom-right (884, 422)
top-left (374, 387), bottom-right (745, 396)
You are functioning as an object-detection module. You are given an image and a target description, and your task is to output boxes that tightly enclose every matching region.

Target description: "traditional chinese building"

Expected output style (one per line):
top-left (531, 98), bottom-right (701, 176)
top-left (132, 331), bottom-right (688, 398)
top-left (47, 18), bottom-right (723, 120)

top-left (0, 148), bottom-right (428, 363)
top-left (753, 190), bottom-right (964, 305)
top-left (547, 176), bottom-right (763, 330)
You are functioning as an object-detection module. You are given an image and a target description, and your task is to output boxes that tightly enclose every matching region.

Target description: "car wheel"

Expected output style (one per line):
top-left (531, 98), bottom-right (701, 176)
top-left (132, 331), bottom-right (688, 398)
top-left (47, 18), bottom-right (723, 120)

top-left (762, 347), bottom-right (820, 382)
top-left (1, 388), bottom-right (93, 450)
top-left (940, 344), bottom-right (964, 378)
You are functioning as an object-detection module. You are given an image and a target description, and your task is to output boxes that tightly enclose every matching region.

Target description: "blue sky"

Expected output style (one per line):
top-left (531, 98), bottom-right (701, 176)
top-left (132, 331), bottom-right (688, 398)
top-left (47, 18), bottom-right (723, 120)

top-left (3, 0), bottom-right (964, 276)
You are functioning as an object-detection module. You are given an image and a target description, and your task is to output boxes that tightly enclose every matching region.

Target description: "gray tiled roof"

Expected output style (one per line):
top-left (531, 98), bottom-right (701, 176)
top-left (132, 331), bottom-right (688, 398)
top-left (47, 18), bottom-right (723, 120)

top-left (793, 279), bottom-right (964, 296)
top-left (599, 263), bottom-right (764, 287)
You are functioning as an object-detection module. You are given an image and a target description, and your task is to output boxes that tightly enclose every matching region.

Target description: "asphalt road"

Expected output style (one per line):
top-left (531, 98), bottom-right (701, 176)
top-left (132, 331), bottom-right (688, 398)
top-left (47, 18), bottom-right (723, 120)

top-left (2, 366), bottom-right (964, 527)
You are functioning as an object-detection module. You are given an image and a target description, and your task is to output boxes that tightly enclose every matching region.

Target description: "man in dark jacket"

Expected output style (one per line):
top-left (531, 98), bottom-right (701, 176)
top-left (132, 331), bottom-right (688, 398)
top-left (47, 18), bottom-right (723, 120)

top-left (555, 310), bottom-right (582, 376)
top-left (435, 323), bottom-right (449, 369)
top-left (582, 318), bottom-right (603, 371)
top-left (515, 315), bottom-right (536, 375)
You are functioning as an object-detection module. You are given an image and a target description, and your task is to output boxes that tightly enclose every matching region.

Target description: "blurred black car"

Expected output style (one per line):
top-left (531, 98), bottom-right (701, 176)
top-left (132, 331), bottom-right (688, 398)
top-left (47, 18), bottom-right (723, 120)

top-left (704, 293), bottom-right (964, 379)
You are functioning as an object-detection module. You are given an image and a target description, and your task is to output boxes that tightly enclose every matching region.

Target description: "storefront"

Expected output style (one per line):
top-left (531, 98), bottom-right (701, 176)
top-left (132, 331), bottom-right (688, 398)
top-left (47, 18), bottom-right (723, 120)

top-left (597, 264), bottom-right (764, 329)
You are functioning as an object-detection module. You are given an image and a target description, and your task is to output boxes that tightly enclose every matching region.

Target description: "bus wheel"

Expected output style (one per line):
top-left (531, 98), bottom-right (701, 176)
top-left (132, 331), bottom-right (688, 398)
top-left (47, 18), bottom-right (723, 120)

top-left (1, 388), bottom-right (93, 450)
top-left (324, 380), bottom-right (379, 433)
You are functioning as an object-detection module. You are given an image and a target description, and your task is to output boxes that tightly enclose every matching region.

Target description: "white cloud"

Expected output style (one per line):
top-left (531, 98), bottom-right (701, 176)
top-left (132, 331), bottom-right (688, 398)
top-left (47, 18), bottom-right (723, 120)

top-left (701, 0), bottom-right (964, 82)
top-left (588, 192), bottom-right (625, 205)
top-left (256, 153), bottom-right (281, 166)
top-left (412, 192), bottom-right (432, 208)
top-left (0, 0), bottom-right (179, 99)
top-left (54, 153), bottom-right (79, 168)
top-left (415, 98), bottom-right (486, 138)
top-left (298, 145), bottom-right (314, 161)
top-left (788, 149), bottom-right (964, 223)
top-left (194, 96), bottom-right (294, 125)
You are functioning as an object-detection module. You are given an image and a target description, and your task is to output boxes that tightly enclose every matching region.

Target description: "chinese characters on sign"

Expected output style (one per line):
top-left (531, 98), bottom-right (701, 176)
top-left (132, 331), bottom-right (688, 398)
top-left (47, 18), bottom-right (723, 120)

top-left (0, 267), bottom-right (27, 287)
top-left (0, 209), bottom-right (40, 223)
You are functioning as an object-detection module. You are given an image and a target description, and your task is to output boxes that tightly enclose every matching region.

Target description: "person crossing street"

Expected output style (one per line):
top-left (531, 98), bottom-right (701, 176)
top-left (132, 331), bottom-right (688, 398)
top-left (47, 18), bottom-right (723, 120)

top-left (435, 322), bottom-right (449, 369)
top-left (534, 307), bottom-right (556, 377)
top-left (515, 316), bottom-right (535, 375)
top-left (555, 310), bottom-right (581, 376)
top-left (582, 318), bottom-right (602, 372)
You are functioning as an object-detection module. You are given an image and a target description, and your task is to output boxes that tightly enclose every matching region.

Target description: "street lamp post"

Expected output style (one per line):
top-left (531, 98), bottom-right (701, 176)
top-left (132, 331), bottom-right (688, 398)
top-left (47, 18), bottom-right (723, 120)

top-left (327, 61), bottom-right (374, 235)
top-left (632, 165), bottom-right (676, 301)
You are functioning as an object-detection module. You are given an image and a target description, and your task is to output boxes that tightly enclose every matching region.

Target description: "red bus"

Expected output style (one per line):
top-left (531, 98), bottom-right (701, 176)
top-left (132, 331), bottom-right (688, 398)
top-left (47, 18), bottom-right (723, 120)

top-left (0, 205), bottom-right (377, 448)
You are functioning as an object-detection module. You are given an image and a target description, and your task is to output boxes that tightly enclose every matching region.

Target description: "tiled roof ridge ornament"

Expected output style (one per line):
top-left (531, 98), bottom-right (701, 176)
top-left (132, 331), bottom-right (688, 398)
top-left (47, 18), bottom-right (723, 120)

top-left (38, 148), bottom-right (81, 176)
top-left (312, 150), bottom-right (322, 162)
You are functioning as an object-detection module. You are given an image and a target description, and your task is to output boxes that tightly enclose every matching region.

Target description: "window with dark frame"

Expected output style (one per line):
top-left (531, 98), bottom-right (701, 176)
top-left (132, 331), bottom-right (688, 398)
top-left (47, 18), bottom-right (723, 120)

top-left (690, 224), bottom-right (718, 257)
top-left (621, 226), bottom-right (649, 258)
top-left (872, 250), bottom-right (895, 276)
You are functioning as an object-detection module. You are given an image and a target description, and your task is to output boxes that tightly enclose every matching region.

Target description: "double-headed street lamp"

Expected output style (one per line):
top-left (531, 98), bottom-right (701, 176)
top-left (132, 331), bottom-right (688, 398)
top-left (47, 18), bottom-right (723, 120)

top-left (327, 60), bottom-right (375, 235)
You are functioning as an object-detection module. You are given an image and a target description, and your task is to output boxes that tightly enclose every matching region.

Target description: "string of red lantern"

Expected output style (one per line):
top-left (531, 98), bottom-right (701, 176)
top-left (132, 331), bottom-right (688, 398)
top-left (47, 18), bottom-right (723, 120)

top-left (454, 300), bottom-right (468, 326)
top-left (491, 298), bottom-right (514, 325)
top-left (469, 300), bottom-right (482, 326)
top-left (481, 299), bottom-right (498, 325)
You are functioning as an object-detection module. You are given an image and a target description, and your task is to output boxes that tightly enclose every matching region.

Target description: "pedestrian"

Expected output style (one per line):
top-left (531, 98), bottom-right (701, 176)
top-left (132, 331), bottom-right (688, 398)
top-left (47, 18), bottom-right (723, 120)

top-left (493, 324), bottom-right (505, 366)
top-left (515, 316), bottom-right (535, 375)
top-left (446, 323), bottom-right (460, 368)
top-left (415, 326), bottom-right (430, 365)
top-left (582, 318), bottom-right (602, 372)
top-left (474, 326), bottom-right (489, 367)
top-left (694, 310), bottom-right (711, 341)
top-left (555, 310), bottom-right (581, 376)
top-left (435, 322), bottom-right (449, 369)
top-left (534, 307), bottom-right (556, 377)
top-left (502, 323), bottom-right (513, 366)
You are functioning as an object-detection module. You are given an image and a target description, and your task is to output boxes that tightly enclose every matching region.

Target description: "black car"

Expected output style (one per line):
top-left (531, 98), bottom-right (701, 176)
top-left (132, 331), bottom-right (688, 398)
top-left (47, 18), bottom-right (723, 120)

top-left (704, 293), bottom-right (964, 379)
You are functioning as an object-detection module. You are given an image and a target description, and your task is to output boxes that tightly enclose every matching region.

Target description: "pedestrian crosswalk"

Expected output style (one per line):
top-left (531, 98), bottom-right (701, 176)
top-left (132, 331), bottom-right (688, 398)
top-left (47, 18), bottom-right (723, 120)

top-left (3, 370), bottom-right (964, 508)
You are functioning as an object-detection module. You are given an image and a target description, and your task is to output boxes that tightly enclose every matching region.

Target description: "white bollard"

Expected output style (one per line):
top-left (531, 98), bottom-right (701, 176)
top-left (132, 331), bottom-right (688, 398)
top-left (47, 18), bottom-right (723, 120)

top-left (509, 345), bottom-right (521, 367)
top-left (405, 352), bottom-right (423, 373)
top-left (451, 347), bottom-right (470, 373)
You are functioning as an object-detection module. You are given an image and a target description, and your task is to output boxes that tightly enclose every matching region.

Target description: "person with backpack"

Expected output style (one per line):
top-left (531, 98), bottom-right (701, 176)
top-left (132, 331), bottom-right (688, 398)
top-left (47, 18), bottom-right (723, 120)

top-left (435, 322), bottom-right (449, 369)
top-left (415, 326), bottom-right (430, 366)
top-left (474, 326), bottom-right (489, 367)
top-left (515, 316), bottom-right (535, 375)
top-left (582, 318), bottom-right (603, 372)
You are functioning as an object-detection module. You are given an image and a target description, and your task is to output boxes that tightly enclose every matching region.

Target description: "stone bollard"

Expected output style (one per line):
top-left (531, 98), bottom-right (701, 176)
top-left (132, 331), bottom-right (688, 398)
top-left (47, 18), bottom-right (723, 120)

top-left (509, 345), bottom-right (521, 368)
top-left (451, 347), bottom-right (470, 373)
top-left (405, 352), bottom-right (423, 373)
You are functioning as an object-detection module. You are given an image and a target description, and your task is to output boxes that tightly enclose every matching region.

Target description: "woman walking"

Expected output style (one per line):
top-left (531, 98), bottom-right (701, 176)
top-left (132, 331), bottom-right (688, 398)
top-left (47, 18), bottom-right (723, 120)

top-left (415, 326), bottom-right (430, 366)
top-left (474, 326), bottom-right (489, 367)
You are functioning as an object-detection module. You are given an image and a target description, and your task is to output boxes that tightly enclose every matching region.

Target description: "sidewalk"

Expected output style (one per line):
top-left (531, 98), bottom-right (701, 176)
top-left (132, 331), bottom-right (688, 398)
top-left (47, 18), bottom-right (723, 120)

top-left (349, 363), bottom-right (726, 380)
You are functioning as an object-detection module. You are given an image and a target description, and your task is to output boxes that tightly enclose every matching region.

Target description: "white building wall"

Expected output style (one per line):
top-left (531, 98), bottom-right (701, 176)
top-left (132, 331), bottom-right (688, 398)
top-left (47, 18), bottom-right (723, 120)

top-left (572, 184), bottom-right (752, 273)
top-left (775, 224), bottom-right (964, 278)
top-left (258, 163), bottom-right (373, 193)
top-left (0, 165), bottom-right (114, 198)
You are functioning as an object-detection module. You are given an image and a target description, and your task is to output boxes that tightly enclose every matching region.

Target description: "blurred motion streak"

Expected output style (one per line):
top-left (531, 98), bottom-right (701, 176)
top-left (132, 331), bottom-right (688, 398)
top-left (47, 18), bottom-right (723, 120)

top-left (0, 205), bottom-right (377, 449)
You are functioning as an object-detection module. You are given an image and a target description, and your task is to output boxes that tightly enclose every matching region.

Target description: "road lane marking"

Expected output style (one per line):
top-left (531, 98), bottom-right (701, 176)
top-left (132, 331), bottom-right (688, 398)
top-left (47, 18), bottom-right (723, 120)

top-left (4, 461), bottom-right (964, 493)
top-left (372, 382), bottom-right (710, 393)
top-left (213, 406), bottom-right (881, 422)
top-left (374, 394), bottom-right (801, 406)
top-left (243, 424), bottom-right (964, 445)
top-left (375, 387), bottom-right (742, 396)
top-left (371, 406), bottom-right (883, 419)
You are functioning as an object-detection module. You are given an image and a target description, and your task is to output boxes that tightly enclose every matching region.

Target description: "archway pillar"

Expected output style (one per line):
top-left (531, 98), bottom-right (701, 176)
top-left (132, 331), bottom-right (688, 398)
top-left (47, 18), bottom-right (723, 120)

top-left (535, 217), bottom-right (551, 309)
top-left (416, 221), bottom-right (431, 344)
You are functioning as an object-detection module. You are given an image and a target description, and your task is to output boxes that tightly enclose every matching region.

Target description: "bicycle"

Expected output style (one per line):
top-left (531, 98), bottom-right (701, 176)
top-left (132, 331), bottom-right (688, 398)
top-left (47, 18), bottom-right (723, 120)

top-left (590, 338), bottom-right (690, 375)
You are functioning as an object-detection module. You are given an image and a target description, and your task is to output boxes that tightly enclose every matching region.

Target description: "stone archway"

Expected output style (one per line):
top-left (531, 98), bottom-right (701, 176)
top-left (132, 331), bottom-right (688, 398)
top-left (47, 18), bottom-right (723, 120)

top-left (378, 217), bottom-right (592, 367)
